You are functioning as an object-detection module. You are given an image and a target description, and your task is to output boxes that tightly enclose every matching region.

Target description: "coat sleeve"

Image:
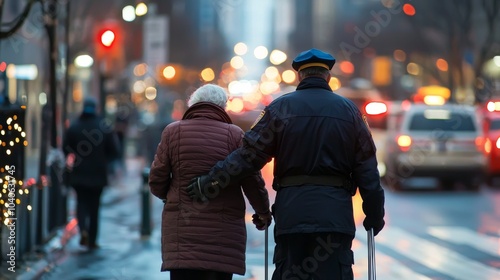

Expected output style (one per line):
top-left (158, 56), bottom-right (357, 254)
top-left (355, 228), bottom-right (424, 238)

top-left (351, 109), bottom-right (385, 224)
top-left (148, 126), bottom-right (172, 200)
top-left (228, 126), bottom-right (270, 214)
top-left (240, 171), bottom-right (270, 215)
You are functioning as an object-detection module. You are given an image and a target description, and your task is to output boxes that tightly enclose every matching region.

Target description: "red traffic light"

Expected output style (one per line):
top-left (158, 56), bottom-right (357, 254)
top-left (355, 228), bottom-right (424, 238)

top-left (403, 4), bottom-right (416, 16)
top-left (99, 29), bottom-right (116, 48)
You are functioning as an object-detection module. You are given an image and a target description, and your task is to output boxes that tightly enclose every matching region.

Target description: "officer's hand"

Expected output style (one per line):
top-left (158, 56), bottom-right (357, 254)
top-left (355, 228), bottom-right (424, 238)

top-left (186, 175), bottom-right (211, 202)
top-left (252, 211), bottom-right (272, 231)
top-left (363, 217), bottom-right (385, 236)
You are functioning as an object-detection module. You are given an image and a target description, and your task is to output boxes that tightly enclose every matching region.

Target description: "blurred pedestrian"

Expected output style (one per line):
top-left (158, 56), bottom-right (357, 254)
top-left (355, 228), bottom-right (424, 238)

top-left (148, 84), bottom-right (271, 280)
top-left (63, 96), bottom-right (120, 250)
top-left (187, 49), bottom-right (385, 280)
top-left (114, 109), bottom-right (129, 167)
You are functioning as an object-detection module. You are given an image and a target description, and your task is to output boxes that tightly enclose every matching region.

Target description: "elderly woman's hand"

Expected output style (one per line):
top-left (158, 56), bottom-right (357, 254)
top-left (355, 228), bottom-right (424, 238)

top-left (252, 211), bottom-right (272, 230)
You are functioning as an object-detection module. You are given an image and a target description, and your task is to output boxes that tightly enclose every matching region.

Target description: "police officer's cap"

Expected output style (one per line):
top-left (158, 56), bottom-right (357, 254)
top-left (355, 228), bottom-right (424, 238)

top-left (292, 48), bottom-right (336, 71)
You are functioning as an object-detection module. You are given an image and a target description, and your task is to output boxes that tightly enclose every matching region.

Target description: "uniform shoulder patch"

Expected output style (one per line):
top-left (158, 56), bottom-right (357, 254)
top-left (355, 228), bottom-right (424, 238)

top-left (251, 110), bottom-right (265, 129)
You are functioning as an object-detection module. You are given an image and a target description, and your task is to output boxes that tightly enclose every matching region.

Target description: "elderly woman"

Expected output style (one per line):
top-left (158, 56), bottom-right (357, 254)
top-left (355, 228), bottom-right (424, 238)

top-left (148, 84), bottom-right (271, 280)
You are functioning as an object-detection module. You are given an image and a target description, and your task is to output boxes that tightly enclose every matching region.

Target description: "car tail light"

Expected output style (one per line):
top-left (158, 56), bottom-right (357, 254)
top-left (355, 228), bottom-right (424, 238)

top-left (397, 135), bottom-right (412, 151)
top-left (483, 137), bottom-right (500, 154)
top-left (484, 138), bottom-right (492, 154)
top-left (365, 101), bottom-right (387, 116)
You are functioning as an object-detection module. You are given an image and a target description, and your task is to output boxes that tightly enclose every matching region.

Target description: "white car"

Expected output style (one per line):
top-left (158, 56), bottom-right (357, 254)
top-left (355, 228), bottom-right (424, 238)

top-left (382, 103), bottom-right (486, 191)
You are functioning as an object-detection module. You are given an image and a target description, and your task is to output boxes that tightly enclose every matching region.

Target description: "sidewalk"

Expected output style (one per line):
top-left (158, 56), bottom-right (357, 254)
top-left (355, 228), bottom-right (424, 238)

top-left (0, 157), bottom-right (147, 280)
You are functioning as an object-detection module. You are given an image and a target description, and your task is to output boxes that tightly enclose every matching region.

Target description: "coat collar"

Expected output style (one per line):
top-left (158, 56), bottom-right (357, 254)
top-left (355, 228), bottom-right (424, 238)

top-left (182, 102), bottom-right (233, 124)
top-left (296, 77), bottom-right (332, 91)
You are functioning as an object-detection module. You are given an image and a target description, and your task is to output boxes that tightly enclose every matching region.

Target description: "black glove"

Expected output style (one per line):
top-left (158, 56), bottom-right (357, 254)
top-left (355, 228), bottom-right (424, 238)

top-left (252, 212), bottom-right (272, 231)
top-left (363, 217), bottom-right (385, 236)
top-left (186, 175), bottom-right (217, 202)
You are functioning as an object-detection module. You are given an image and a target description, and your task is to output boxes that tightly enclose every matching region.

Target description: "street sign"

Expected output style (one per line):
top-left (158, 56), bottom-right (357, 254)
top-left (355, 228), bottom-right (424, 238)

top-left (143, 15), bottom-right (169, 71)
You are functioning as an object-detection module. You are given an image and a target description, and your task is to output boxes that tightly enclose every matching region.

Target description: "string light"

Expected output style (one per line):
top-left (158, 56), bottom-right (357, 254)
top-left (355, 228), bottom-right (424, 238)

top-left (0, 109), bottom-right (30, 226)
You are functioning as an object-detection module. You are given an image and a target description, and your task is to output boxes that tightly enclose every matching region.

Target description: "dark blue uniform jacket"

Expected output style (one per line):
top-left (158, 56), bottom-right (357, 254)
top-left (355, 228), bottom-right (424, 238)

top-left (210, 77), bottom-right (385, 237)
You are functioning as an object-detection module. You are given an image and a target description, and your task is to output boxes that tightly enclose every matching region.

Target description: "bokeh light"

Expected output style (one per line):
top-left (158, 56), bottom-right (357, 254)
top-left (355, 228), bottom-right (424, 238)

top-left (329, 77), bottom-right (341, 90)
top-left (407, 63), bottom-right (420, 75)
top-left (122, 5), bottom-right (136, 22)
top-left (201, 68), bottom-right (215, 82)
top-left (230, 56), bottom-right (245, 69)
top-left (393, 50), bottom-right (406, 62)
top-left (403, 4), bottom-right (416, 16)
top-left (234, 42), bottom-right (248, 56)
top-left (135, 3), bottom-right (148, 16)
top-left (436, 58), bottom-right (448, 72)
top-left (282, 70), bottom-right (296, 84)
top-left (162, 66), bottom-right (176, 79)
top-left (133, 80), bottom-right (146, 93)
top-left (133, 63), bottom-right (148, 77)
top-left (254, 46), bottom-right (269, 60)
top-left (339, 61), bottom-right (355, 75)
top-left (269, 50), bottom-right (287, 65)
top-left (145, 87), bottom-right (157, 100)
top-left (264, 66), bottom-right (280, 80)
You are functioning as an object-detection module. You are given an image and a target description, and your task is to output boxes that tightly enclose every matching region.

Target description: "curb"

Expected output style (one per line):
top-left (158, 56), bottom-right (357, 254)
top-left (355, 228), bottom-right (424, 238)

top-left (4, 157), bottom-right (144, 280)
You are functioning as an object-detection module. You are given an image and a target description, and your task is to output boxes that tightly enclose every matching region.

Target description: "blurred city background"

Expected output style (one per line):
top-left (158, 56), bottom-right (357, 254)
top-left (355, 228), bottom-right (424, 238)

top-left (0, 0), bottom-right (499, 279)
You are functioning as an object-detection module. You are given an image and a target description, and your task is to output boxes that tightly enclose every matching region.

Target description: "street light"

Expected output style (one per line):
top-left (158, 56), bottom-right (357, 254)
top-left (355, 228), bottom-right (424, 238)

top-left (136, 3), bottom-right (148, 17)
top-left (121, 3), bottom-right (148, 22)
top-left (122, 5), bottom-right (136, 22)
top-left (74, 54), bottom-right (94, 68)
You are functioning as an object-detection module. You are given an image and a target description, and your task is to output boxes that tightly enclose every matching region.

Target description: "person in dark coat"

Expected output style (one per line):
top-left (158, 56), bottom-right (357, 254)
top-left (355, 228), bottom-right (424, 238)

top-left (187, 49), bottom-right (386, 280)
top-left (148, 84), bottom-right (271, 280)
top-left (63, 97), bottom-right (120, 249)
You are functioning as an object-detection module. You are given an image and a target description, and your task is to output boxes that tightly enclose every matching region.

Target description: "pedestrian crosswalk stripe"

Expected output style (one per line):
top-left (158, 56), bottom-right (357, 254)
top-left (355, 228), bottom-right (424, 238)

top-left (427, 226), bottom-right (500, 257)
top-left (378, 227), bottom-right (500, 280)
top-left (246, 226), bottom-right (500, 279)
top-left (352, 238), bottom-right (433, 280)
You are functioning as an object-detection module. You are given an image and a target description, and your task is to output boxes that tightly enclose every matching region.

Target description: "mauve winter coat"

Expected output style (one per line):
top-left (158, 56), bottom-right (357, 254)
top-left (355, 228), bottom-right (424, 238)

top-left (148, 102), bottom-right (270, 275)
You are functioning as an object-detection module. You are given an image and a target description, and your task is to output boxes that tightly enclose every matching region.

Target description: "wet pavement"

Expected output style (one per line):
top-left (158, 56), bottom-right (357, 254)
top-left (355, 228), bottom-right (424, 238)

top-left (28, 157), bottom-right (272, 280)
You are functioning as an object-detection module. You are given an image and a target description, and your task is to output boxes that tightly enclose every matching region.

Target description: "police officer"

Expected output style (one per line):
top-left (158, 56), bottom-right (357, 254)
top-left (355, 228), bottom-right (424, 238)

top-left (187, 48), bottom-right (385, 280)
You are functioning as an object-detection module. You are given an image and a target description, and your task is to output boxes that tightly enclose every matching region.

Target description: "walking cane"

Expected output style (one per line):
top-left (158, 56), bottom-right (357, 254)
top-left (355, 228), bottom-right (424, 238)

top-left (367, 228), bottom-right (377, 280)
top-left (265, 226), bottom-right (269, 280)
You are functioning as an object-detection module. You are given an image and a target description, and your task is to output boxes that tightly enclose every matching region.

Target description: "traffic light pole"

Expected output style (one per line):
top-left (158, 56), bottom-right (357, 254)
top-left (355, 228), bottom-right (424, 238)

top-left (99, 70), bottom-right (107, 116)
top-left (44, 0), bottom-right (67, 233)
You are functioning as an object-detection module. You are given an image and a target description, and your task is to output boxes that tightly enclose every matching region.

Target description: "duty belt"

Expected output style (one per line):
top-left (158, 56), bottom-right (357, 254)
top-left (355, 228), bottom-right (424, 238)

top-left (274, 175), bottom-right (356, 195)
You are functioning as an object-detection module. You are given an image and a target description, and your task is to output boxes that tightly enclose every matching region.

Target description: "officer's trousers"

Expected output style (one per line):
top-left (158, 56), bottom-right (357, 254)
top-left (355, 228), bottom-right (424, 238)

top-left (271, 232), bottom-right (354, 280)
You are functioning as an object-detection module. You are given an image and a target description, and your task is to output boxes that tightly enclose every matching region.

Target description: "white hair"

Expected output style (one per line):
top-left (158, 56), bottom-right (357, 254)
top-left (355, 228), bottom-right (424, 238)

top-left (187, 84), bottom-right (228, 108)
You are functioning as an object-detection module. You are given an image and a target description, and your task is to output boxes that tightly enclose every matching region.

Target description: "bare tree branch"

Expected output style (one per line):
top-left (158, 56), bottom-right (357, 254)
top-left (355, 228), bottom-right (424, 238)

top-left (474, 0), bottom-right (500, 81)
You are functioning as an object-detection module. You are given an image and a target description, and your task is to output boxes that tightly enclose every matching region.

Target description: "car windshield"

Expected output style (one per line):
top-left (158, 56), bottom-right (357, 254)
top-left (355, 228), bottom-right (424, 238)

top-left (490, 119), bottom-right (500, 130)
top-left (409, 111), bottom-right (475, 131)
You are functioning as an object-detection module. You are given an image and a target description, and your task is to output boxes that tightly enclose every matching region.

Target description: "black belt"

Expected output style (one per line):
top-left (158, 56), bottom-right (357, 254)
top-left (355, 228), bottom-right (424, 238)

top-left (274, 175), bottom-right (356, 195)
